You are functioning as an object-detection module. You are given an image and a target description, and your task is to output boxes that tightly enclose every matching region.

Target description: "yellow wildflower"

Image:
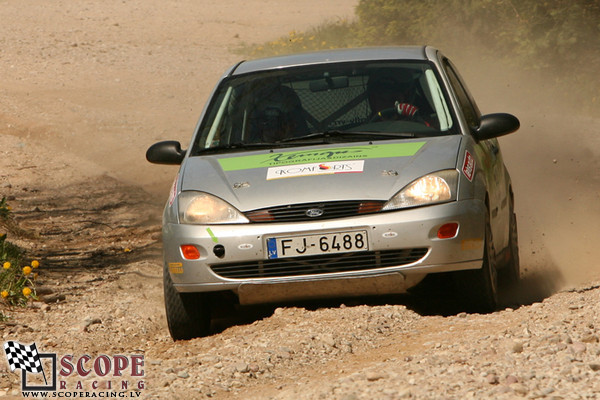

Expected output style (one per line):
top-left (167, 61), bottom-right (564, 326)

top-left (3, 262), bottom-right (10, 270)
top-left (31, 260), bottom-right (40, 268)
top-left (22, 287), bottom-right (32, 297)
top-left (1, 290), bottom-right (8, 298)
top-left (23, 266), bottom-right (32, 275)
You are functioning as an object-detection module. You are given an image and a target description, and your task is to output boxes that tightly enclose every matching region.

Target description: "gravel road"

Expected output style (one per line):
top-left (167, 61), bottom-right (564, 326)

top-left (1, 1), bottom-right (600, 399)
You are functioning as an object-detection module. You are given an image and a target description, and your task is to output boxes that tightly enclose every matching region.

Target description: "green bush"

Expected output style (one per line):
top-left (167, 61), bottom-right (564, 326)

top-left (356, 0), bottom-right (599, 66)
top-left (1, 198), bottom-right (40, 307)
top-left (354, 0), bottom-right (599, 108)
top-left (238, 19), bottom-right (358, 58)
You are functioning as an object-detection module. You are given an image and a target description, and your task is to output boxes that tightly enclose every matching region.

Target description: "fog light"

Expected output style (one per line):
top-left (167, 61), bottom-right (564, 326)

top-left (437, 222), bottom-right (459, 239)
top-left (181, 245), bottom-right (201, 260)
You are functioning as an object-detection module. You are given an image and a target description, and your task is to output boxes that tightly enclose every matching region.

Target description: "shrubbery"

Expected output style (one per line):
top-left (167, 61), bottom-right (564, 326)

top-left (241, 0), bottom-right (598, 109)
top-left (0, 197), bottom-right (40, 313)
top-left (243, 19), bottom-right (357, 58)
top-left (355, 0), bottom-right (599, 73)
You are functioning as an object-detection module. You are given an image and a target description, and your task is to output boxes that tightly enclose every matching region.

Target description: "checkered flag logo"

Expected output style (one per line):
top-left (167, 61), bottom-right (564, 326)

top-left (3, 341), bottom-right (43, 374)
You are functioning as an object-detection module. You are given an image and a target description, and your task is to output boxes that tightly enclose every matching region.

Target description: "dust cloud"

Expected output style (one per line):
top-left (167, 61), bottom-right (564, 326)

top-left (454, 51), bottom-right (600, 292)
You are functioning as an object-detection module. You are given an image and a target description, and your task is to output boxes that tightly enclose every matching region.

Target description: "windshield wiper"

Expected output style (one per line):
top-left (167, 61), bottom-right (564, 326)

top-left (196, 142), bottom-right (295, 154)
top-left (280, 130), bottom-right (415, 143)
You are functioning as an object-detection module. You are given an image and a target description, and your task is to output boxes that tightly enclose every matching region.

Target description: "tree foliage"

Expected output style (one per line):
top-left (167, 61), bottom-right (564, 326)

top-left (242, 1), bottom-right (598, 108)
top-left (355, 0), bottom-right (599, 108)
top-left (356, 0), bottom-right (599, 67)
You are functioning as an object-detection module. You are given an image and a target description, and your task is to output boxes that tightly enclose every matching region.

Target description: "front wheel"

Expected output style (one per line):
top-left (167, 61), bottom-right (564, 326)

top-left (163, 266), bottom-right (211, 340)
top-left (500, 194), bottom-right (520, 284)
top-left (455, 210), bottom-right (498, 313)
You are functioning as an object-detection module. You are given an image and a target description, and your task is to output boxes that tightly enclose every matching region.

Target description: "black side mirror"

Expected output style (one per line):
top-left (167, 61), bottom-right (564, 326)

top-left (473, 113), bottom-right (520, 141)
top-left (146, 141), bottom-right (186, 165)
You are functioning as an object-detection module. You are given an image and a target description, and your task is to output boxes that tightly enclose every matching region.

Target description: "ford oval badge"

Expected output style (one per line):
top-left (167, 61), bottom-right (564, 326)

top-left (305, 208), bottom-right (324, 218)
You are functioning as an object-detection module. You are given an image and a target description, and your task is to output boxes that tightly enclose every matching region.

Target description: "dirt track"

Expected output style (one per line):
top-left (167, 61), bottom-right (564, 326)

top-left (1, 1), bottom-right (600, 399)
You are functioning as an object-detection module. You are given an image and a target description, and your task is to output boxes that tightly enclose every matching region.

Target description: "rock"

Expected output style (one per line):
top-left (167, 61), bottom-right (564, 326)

top-left (486, 374), bottom-right (499, 384)
top-left (42, 294), bottom-right (66, 304)
top-left (248, 363), bottom-right (260, 373)
top-left (581, 334), bottom-right (599, 343)
top-left (571, 342), bottom-right (587, 354)
top-left (512, 384), bottom-right (528, 395)
top-left (81, 317), bottom-right (102, 332)
top-left (589, 364), bottom-right (600, 372)
top-left (511, 341), bottom-right (524, 353)
top-left (177, 371), bottom-right (189, 379)
top-left (320, 334), bottom-right (336, 348)
top-left (234, 362), bottom-right (249, 373)
top-left (366, 371), bottom-right (387, 381)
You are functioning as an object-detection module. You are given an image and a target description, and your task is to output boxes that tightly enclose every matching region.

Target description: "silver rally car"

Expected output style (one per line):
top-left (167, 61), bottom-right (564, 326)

top-left (147, 46), bottom-right (520, 340)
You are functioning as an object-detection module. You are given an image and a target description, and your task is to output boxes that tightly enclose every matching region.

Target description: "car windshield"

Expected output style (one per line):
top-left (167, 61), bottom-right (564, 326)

top-left (192, 61), bottom-right (456, 154)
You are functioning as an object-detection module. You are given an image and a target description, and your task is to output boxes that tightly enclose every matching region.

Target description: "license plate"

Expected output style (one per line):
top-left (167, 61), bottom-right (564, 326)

top-left (266, 230), bottom-right (368, 259)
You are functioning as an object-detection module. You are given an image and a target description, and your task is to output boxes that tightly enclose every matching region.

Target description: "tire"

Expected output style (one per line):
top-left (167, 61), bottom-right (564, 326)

top-left (163, 265), bottom-right (211, 340)
top-left (500, 194), bottom-right (520, 284)
top-left (456, 209), bottom-right (498, 313)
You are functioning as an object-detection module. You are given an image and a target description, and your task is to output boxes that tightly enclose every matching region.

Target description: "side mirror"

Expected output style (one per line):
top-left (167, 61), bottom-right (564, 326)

top-left (473, 113), bottom-right (520, 141)
top-left (146, 141), bottom-right (186, 165)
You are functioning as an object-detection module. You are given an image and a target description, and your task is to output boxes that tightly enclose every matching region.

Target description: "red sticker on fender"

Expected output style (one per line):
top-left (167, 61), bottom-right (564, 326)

top-left (462, 151), bottom-right (475, 182)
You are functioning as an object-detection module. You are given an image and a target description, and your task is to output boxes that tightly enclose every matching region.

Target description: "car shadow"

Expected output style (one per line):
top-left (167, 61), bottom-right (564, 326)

top-left (209, 263), bottom-right (567, 334)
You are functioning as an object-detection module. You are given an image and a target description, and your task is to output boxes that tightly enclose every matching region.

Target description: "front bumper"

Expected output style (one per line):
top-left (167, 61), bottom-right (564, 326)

top-left (162, 199), bottom-right (486, 304)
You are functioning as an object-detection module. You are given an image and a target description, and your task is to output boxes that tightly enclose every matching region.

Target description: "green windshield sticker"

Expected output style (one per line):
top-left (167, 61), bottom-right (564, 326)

top-left (218, 142), bottom-right (426, 171)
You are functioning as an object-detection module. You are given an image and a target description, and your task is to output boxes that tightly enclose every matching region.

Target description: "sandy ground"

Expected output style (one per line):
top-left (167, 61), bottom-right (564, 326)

top-left (1, 0), bottom-right (600, 398)
top-left (0, 0), bottom-right (357, 194)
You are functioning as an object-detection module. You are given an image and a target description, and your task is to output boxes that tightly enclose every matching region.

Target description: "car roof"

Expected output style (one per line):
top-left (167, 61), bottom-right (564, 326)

top-left (231, 46), bottom-right (435, 76)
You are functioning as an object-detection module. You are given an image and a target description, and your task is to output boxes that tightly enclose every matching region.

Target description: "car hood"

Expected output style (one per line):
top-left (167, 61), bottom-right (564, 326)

top-left (180, 136), bottom-right (462, 211)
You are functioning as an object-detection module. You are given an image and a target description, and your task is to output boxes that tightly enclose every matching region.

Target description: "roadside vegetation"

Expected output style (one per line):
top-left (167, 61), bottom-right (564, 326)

top-left (0, 197), bottom-right (39, 318)
top-left (239, 0), bottom-right (599, 111)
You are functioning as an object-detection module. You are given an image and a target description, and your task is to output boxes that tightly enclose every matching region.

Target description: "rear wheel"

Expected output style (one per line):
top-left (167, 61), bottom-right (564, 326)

top-left (456, 209), bottom-right (498, 313)
top-left (163, 265), bottom-right (211, 340)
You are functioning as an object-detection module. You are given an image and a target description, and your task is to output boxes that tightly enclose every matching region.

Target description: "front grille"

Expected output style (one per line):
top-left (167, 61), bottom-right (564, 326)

top-left (210, 248), bottom-right (428, 279)
top-left (244, 200), bottom-right (384, 223)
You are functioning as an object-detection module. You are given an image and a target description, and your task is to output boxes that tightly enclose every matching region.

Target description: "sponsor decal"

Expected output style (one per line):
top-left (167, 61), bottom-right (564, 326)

top-left (168, 175), bottom-right (178, 206)
top-left (461, 238), bottom-right (483, 251)
top-left (218, 142), bottom-right (426, 171)
top-left (3, 341), bottom-right (144, 396)
top-left (168, 262), bottom-right (184, 274)
top-left (266, 160), bottom-right (364, 180)
top-left (233, 182), bottom-right (250, 189)
top-left (206, 227), bottom-right (219, 243)
top-left (462, 150), bottom-right (475, 182)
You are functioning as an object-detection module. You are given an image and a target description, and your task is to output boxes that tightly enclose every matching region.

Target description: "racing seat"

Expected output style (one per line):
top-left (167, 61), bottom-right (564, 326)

top-left (248, 84), bottom-right (309, 142)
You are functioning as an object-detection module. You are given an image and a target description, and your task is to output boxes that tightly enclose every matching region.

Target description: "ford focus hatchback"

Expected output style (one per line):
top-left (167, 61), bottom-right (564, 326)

top-left (147, 46), bottom-right (520, 340)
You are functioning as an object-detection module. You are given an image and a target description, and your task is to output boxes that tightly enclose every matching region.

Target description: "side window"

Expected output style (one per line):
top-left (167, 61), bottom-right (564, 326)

top-left (444, 61), bottom-right (480, 129)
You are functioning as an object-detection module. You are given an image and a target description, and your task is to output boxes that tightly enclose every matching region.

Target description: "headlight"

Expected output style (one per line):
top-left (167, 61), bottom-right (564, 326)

top-left (178, 192), bottom-right (249, 224)
top-left (382, 170), bottom-right (458, 210)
